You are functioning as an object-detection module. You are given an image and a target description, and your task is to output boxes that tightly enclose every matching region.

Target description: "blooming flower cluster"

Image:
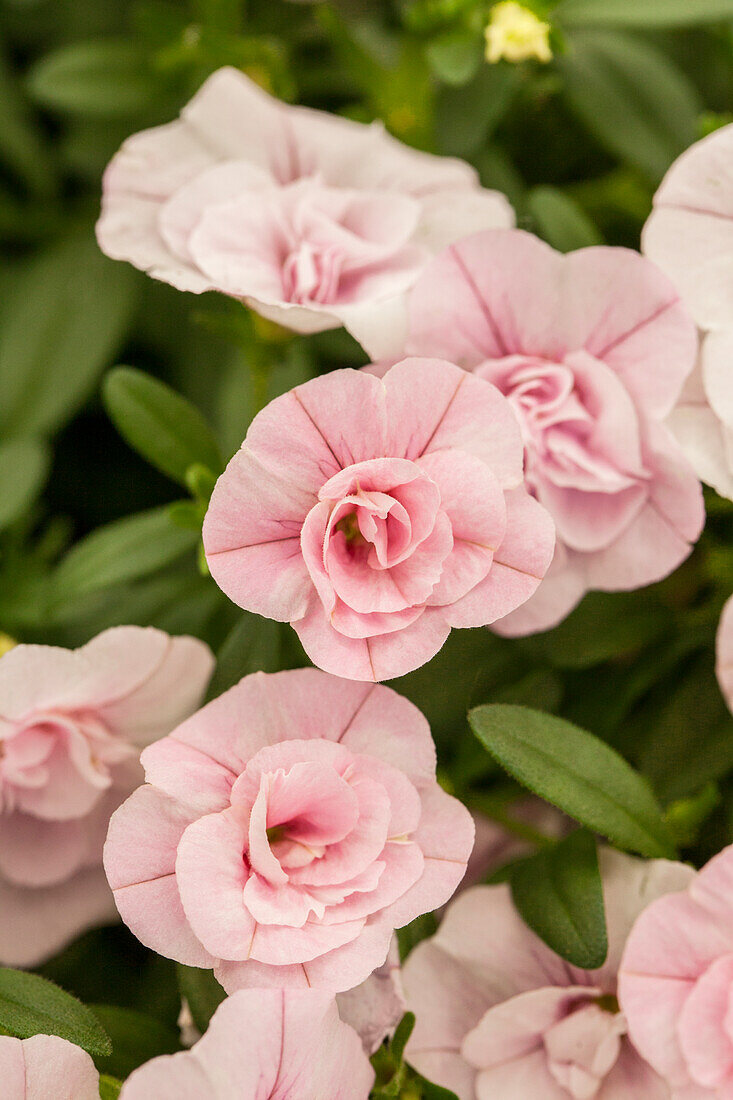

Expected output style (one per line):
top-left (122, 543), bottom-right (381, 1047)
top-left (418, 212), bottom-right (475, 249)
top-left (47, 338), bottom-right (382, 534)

top-left (5, 55), bottom-right (733, 1100)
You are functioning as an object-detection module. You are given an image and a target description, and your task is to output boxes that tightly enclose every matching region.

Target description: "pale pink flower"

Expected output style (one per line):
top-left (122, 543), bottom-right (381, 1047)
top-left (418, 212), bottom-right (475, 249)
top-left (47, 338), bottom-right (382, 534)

top-left (120, 989), bottom-right (374, 1099)
top-left (643, 124), bottom-right (733, 501)
top-left (0, 1034), bottom-right (100, 1099)
top-left (96, 67), bottom-right (512, 358)
top-left (337, 935), bottom-right (405, 1054)
top-left (403, 848), bottom-right (692, 1099)
top-left (202, 358), bottom-right (555, 681)
top-left (619, 844), bottom-right (733, 1099)
top-left (717, 595), bottom-right (733, 716)
top-left (404, 228), bottom-right (704, 635)
top-left (0, 627), bottom-right (213, 967)
top-left (104, 668), bottom-right (474, 993)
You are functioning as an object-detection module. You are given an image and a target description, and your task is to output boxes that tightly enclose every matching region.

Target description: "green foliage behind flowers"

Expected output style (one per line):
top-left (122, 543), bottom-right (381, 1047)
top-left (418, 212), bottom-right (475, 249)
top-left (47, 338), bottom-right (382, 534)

top-left (2, 0), bottom-right (733, 1096)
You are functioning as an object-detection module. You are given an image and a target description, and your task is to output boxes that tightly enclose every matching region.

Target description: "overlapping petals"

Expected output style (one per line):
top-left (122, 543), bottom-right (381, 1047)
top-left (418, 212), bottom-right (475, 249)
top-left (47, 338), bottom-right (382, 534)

top-left (0, 627), bottom-right (213, 966)
top-left (97, 66), bottom-right (512, 356)
top-left (0, 1034), bottom-right (100, 1099)
top-left (403, 848), bottom-right (693, 1100)
top-left (405, 228), bottom-right (704, 633)
top-left (203, 358), bottom-right (555, 681)
top-left (619, 843), bottom-right (733, 1098)
top-left (120, 990), bottom-right (374, 1099)
top-left (104, 668), bottom-right (474, 992)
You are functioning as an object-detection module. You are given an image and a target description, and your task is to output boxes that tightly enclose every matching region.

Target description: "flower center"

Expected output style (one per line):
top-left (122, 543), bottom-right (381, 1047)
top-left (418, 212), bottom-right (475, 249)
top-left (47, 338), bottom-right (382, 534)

top-left (334, 511), bottom-right (366, 547)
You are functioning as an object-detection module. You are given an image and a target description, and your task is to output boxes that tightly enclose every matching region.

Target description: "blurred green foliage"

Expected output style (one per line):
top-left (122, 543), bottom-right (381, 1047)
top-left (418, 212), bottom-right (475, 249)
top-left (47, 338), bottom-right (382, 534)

top-left (3, 0), bottom-right (733, 1091)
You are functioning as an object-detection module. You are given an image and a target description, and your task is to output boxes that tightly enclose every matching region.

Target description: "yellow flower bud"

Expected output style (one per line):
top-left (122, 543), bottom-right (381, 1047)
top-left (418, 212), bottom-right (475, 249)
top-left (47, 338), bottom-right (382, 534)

top-left (485, 1), bottom-right (552, 65)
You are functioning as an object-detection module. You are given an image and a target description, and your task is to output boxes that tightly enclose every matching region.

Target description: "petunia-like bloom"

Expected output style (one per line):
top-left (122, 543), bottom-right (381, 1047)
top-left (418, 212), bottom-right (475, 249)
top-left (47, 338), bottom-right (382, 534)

top-left (0, 627), bottom-right (213, 967)
top-left (404, 228), bottom-right (704, 634)
top-left (104, 668), bottom-right (474, 993)
top-left (618, 844), bottom-right (733, 1099)
top-left (643, 124), bottom-right (733, 500)
top-left (403, 848), bottom-right (693, 1099)
top-left (337, 935), bottom-right (406, 1054)
top-left (0, 1034), bottom-right (100, 1100)
top-left (96, 67), bottom-right (512, 359)
top-left (120, 989), bottom-right (374, 1099)
top-left (202, 358), bottom-right (555, 681)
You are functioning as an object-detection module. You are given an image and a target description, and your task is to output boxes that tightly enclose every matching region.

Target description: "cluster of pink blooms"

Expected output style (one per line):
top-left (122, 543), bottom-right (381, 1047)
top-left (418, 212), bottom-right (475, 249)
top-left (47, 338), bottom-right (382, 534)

top-left (4, 67), bottom-right (733, 1097)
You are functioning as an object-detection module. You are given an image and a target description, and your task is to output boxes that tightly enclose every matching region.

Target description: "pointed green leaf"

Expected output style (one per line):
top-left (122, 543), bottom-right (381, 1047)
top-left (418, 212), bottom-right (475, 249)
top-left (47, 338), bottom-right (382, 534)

top-left (0, 969), bottom-right (111, 1056)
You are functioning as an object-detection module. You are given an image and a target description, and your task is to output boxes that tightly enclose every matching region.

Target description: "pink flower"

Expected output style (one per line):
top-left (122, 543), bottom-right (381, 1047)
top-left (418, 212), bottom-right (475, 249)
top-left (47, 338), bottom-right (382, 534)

top-left (0, 1034), bottom-right (100, 1099)
top-left (103, 668), bottom-right (474, 993)
top-left (718, 595), bottom-right (733, 715)
top-left (337, 935), bottom-right (405, 1054)
top-left (202, 358), bottom-right (555, 681)
top-left (618, 844), bottom-right (733, 1098)
top-left (643, 124), bottom-right (733, 501)
top-left (0, 627), bottom-right (213, 967)
top-left (403, 848), bottom-right (692, 1099)
top-left (404, 228), bottom-right (704, 635)
top-left (120, 989), bottom-right (374, 1099)
top-left (96, 67), bottom-right (512, 358)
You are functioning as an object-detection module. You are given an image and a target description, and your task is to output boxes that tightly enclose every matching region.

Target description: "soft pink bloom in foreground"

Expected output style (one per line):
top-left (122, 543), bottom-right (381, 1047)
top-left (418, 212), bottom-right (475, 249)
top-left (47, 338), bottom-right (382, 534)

top-left (104, 668), bottom-right (474, 992)
top-left (120, 990), bottom-right (374, 1099)
top-left (404, 228), bottom-right (704, 635)
top-left (0, 627), bottom-right (213, 967)
top-left (619, 844), bottom-right (733, 1099)
top-left (337, 935), bottom-right (405, 1053)
top-left (203, 358), bottom-right (555, 680)
top-left (404, 848), bottom-right (693, 1099)
top-left (717, 595), bottom-right (733, 716)
top-left (97, 67), bottom-right (512, 359)
top-left (642, 125), bottom-right (733, 500)
top-left (0, 1034), bottom-right (99, 1099)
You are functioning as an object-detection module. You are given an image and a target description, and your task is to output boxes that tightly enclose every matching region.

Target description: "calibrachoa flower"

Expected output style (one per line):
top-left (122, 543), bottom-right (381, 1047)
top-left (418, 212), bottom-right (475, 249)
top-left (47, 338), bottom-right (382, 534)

top-left (643, 123), bottom-right (733, 500)
top-left (403, 849), bottom-right (693, 1099)
top-left (120, 990), bottom-right (374, 1098)
top-left (96, 66), bottom-right (512, 359)
top-left (104, 668), bottom-right (474, 992)
top-left (202, 358), bottom-right (555, 681)
top-left (619, 843), bottom-right (733, 1098)
top-left (717, 594), bottom-right (733, 715)
top-left (337, 936), bottom-right (405, 1054)
top-left (0, 1034), bottom-right (100, 1099)
top-left (404, 228), bottom-right (704, 634)
top-left (0, 627), bottom-right (213, 967)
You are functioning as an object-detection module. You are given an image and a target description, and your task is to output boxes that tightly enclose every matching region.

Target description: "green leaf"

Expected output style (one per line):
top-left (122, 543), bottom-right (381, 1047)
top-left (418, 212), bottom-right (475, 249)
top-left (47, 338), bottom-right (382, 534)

top-left (426, 30), bottom-right (483, 85)
top-left (176, 966), bottom-right (225, 1036)
top-left (468, 704), bottom-right (675, 857)
top-left (205, 612), bottom-right (282, 701)
top-left (559, 30), bottom-right (700, 183)
top-left (0, 437), bottom-right (50, 531)
top-left (0, 234), bottom-right (137, 438)
top-left (556, 0), bottom-right (733, 28)
top-left (51, 506), bottom-right (198, 608)
top-left (27, 40), bottom-right (158, 117)
top-left (416, 1080), bottom-right (460, 1099)
top-left (0, 969), bottom-right (111, 1056)
top-left (99, 1077), bottom-right (122, 1100)
top-left (0, 48), bottom-right (56, 196)
top-left (436, 62), bottom-right (521, 155)
top-left (91, 1005), bottom-right (180, 1080)
top-left (510, 830), bottom-right (608, 968)
top-left (103, 367), bottom-right (223, 487)
top-left (528, 186), bottom-right (603, 251)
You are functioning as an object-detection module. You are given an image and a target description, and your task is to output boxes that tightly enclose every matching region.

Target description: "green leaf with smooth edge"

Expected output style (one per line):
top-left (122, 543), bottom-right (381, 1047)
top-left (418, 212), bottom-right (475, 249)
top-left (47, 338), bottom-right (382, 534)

top-left (418, 1082), bottom-right (460, 1099)
top-left (555, 0), bottom-right (733, 28)
top-left (0, 437), bottom-right (50, 531)
top-left (0, 969), bottom-right (111, 1056)
top-left (510, 830), bottom-right (608, 968)
top-left (205, 612), bottom-right (282, 701)
top-left (436, 62), bottom-right (521, 155)
top-left (91, 1005), bottom-right (180, 1080)
top-left (51, 506), bottom-right (198, 607)
top-left (176, 966), bottom-right (225, 1036)
top-left (528, 186), bottom-right (602, 251)
top-left (104, 367), bottom-right (223, 487)
top-left (468, 705), bottom-right (675, 857)
top-left (426, 30), bottom-right (483, 85)
top-left (99, 1077), bottom-right (122, 1100)
top-left (27, 40), bottom-right (158, 117)
top-left (0, 234), bottom-right (137, 438)
top-left (559, 30), bottom-right (699, 183)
